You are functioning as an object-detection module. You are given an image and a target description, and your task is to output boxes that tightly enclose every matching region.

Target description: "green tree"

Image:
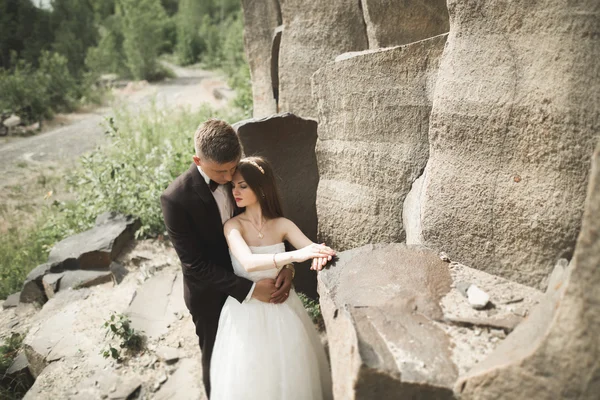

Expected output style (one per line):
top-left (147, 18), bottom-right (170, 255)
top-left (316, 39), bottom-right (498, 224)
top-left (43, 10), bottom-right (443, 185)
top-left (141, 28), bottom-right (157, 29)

top-left (50, 0), bottom-right (98, 77)
top-left (117, 0), bottom-right (167, 80)
top-left (0, 0), bottom-right (54, 69)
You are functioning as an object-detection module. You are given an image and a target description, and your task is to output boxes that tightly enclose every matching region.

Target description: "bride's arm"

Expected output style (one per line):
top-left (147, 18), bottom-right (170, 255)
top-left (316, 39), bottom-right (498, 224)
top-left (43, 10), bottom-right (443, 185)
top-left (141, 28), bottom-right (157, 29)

top-left (224, 219), bottom-right (331, 273)
top-left (280, 218), bottom-right (335, 270)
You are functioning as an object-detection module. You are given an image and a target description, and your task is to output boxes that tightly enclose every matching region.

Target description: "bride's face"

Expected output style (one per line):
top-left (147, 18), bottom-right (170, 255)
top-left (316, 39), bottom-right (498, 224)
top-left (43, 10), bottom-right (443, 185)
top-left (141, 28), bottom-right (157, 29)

top-left (232, 170), bottom-right (258, 208)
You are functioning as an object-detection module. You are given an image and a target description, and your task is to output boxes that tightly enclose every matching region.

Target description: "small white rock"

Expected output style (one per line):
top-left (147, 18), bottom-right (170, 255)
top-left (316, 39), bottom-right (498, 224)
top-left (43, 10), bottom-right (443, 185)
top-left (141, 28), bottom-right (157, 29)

top-left (467, 284), bottom-right (490, 309)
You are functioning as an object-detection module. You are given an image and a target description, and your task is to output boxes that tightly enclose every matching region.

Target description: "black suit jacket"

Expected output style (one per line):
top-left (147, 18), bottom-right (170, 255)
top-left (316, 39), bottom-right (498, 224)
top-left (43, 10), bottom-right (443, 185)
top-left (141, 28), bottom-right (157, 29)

top-left (160, 163), bottom-right (253, 319)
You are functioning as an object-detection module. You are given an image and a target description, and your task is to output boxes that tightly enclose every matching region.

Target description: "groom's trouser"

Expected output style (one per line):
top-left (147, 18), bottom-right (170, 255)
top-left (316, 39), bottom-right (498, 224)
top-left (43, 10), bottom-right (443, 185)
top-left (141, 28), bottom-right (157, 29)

top-left (192, 307), bottom-right (220, 398)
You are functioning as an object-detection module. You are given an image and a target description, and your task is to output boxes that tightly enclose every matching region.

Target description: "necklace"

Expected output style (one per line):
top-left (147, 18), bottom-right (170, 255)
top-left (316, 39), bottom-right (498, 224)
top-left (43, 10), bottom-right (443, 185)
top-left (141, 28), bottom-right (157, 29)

top-left (248, 217), bottom-right (266, 239)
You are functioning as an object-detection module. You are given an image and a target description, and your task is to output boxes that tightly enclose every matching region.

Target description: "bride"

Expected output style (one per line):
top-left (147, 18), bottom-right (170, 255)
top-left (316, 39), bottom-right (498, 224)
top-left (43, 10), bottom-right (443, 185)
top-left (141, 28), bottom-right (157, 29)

top-left (209, 156), bottom-right (335, 400)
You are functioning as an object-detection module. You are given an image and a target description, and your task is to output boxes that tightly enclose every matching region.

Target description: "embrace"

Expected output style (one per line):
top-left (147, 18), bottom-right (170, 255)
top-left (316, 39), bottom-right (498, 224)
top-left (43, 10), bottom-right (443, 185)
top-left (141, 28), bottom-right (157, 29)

top-left (160, 119), bottom-right (334, 399)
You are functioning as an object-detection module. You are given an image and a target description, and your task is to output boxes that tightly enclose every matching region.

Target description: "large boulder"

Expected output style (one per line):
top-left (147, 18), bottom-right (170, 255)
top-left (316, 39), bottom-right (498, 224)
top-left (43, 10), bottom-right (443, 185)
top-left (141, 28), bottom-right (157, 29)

top-left (318, 243), bottom-right (457, 399)
top-left (312, 35), bottom-right (446, 251)
top-left (456, 142), bottom-right (600, 399)
top-left (361, 0), bottom-right (449, 48)
top-left (241, 0), bottom-right (281, 117)
top-left (278, 0), bottom-right (368, 118)
top-left (48, 212), bottom-right (140, 270)
top-left (414, 0), bottom-right (600, 287)
top-left (234, 113), bottom-right (319, 297)
top-left (20, 212), bottom-right (139, 304)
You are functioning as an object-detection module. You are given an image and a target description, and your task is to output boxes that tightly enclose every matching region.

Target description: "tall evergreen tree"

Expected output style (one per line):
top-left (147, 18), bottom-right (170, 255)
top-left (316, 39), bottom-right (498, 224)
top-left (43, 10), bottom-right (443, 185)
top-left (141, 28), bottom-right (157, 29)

top-left (117, 0), bottom-right (167, 80)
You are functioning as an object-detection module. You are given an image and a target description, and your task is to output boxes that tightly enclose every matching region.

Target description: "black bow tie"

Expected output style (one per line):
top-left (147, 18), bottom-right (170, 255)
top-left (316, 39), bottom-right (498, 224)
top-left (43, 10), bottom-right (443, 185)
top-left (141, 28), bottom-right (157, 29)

top-left (209, 180), bottom-right (219, 192)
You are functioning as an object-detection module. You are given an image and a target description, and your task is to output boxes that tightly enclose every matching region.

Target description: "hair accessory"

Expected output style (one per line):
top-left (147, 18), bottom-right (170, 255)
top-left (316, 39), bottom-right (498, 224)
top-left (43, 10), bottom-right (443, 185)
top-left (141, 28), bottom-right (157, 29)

top-left (246, 160), bottom-right (265, 174)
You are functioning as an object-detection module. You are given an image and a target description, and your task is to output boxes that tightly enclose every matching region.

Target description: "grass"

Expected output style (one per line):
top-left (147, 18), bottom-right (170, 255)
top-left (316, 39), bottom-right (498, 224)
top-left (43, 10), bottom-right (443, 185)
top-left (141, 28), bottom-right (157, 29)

top-left (0, 332), bottom-right (31, 399)
top-left (0, 101), bottom-right (246, 300)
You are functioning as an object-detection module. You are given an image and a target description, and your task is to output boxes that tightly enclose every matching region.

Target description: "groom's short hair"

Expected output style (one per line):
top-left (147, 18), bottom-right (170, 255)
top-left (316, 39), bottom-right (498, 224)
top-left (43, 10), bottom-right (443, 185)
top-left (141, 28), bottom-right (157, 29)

top-left (194, 119), bottom-right (242, 164)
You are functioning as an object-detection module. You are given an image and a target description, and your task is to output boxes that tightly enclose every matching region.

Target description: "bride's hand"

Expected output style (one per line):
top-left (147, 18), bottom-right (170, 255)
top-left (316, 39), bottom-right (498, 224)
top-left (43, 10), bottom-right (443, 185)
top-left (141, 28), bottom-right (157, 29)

top-left (293, 243), bottom-right (335, 263)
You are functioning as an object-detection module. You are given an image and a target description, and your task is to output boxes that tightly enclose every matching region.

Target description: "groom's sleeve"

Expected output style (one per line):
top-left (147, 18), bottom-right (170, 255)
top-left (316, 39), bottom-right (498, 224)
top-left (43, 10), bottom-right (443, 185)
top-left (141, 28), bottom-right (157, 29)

top-left (161, 195), bottom-right (253, 303)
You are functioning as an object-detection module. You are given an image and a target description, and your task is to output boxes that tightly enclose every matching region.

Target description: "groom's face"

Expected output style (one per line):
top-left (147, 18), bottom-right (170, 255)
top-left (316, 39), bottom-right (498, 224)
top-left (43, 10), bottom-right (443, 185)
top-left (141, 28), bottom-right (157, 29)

top-left (194, 156), bottom-right (239, 185)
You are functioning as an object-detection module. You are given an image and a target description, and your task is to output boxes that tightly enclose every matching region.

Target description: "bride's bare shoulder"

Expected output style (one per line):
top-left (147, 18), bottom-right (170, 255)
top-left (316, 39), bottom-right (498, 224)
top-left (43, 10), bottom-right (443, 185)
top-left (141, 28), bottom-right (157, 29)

top-left (224, 215), bottom-right (244, 231)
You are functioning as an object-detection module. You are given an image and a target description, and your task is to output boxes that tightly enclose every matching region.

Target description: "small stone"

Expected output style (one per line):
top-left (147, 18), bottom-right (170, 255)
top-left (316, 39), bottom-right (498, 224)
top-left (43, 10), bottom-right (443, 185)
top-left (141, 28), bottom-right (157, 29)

top-left (512, 307), bottom-right (528, 317)
top-left (490, 337), bottom-right (499, 343)
top-left (101, 394), bottom-right (108, 399)
top-left (490, 329), bottom-right (507, 339)
top-left (114, 363), bottom-right (122, 370)
top-left (110, 385), bottom-right (117, 393)
top-left (439, 252), bottom-right (450, 262)
top-left (474, 329), bottom-right (482, 336)
top-left (467, 284), bottom-right (490, 309)
top-left (152, 381), bottom-right (161, 392)
top-left (158, 373), bottom-right (168, 384)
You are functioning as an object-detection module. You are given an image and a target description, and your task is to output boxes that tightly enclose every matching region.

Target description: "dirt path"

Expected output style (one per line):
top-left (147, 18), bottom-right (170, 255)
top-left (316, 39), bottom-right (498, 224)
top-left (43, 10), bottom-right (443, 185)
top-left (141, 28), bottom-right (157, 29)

top-left (0, 64), bottom-right (231, 232)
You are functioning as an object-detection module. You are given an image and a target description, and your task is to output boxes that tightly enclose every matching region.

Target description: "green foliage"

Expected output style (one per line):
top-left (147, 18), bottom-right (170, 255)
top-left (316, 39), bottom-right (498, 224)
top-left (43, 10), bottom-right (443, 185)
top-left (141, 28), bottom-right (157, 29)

top-left (0, 0), bottom-right (54, 68)
top-left (0, 51), bottom-right (80, 123)
top-left (50, 0), bottom-right (98, 77)
top-left (0, 333), bottom-right (23, 372)
top-left (117, 0), bottom-right (168, 81)
top-left (101, 313), bottom-right (144, 361)
top-left (297, 292), bottom-right (325, 331)
top-left (0, 332), bottom-right (30, 398)
top-left (85, 15), bottom-right (129, 78)
top-left (0, 228), bottom-right (50, 300)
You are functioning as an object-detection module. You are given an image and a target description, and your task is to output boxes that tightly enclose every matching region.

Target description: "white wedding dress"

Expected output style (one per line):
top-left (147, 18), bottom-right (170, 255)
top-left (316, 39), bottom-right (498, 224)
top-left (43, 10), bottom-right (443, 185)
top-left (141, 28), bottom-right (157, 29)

top-left (210, 243), bottom-right (333, 400)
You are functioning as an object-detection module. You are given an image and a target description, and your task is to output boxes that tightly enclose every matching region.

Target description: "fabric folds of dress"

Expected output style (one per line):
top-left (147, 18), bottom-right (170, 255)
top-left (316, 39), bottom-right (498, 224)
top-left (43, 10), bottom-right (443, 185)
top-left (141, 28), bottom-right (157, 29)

top-left (210, 243), bottom-right (332, 400)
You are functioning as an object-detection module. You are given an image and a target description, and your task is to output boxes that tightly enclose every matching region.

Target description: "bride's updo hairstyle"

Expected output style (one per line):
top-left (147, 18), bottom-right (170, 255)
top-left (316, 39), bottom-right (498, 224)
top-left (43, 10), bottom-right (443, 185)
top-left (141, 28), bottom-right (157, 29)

top-left (237, 156), bottom-right (284, 220)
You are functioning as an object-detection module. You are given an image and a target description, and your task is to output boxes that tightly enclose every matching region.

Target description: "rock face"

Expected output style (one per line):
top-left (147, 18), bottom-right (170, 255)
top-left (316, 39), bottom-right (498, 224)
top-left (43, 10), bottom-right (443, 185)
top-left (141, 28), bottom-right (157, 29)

top-left (456, 142), bottom-right (600, 400)
top-left (415, 0), bottom-right (600, 287)
top-left (278, 0), bottom-right (368, 118)
top-left (312, 35), bottom-right (446, 251)
top-left (235, 113), bottom-right (319, 297)
top-left (360, 0), bottom-right (449, 48)
top-left (241, 0), bottom-right (281, 117)
top-left (318, 243), bottom-right (456, 399)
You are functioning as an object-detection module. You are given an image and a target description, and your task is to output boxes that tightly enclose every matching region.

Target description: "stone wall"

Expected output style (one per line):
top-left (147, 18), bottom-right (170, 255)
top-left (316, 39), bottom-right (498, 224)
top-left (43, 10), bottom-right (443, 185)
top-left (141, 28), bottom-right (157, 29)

top-left (361, 0), bottom-right (449, 48)
top-left (456, 142), bottom-right (600, 400)
top-left (278, 0), bottom-right (368, 118)
top-left (312, 35), bottom-right (446, 251)
top-left (414, 0), bottom-right (600, 287)
top-left (241, 0), bottom-right (281, 117)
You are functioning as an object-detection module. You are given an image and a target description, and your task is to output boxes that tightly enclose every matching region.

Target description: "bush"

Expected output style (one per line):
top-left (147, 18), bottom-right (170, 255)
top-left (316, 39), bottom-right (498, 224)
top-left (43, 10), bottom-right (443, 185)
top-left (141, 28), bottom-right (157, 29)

top-left (0, 51), bottom-right (81, 123)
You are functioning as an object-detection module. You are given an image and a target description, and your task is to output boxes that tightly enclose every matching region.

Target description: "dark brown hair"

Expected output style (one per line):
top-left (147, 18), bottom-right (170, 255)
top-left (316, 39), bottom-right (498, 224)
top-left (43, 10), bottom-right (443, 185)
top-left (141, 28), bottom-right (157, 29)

top-left (237, 156), bottom-right (284, 220)
top-left (194, 118), bottom-right (242, 163)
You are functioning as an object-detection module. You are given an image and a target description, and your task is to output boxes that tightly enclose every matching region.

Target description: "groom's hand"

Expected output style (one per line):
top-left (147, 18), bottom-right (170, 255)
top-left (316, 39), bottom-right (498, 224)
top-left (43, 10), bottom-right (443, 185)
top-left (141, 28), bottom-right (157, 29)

top-left (252, 279), bottom-right (277, 303)
top-left (271, 267), bottom-right (293, 304)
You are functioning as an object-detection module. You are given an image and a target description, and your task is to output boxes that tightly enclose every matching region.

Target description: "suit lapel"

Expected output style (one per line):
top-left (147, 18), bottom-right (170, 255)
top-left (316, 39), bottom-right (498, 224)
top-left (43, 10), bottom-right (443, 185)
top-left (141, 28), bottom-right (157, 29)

top-left (189, 163), bottom-right (223, 234)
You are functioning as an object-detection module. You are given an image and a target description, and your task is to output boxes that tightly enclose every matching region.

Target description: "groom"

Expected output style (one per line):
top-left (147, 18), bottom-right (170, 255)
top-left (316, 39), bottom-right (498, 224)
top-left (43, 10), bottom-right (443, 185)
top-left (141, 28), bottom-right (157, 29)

top-left (160, 119), bottom-right (294, 397)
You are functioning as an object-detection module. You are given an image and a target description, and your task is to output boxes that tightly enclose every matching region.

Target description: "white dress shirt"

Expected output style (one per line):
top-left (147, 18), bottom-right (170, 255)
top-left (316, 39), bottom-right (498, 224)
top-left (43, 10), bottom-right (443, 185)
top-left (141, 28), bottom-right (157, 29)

top-left (197, 166), bottom-right (255, 301)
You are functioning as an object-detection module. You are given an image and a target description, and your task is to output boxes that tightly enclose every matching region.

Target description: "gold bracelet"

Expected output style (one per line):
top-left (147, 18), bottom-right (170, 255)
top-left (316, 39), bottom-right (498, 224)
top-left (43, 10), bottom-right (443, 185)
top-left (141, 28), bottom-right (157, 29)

top-left (283, 264), bottom-right (295, 279)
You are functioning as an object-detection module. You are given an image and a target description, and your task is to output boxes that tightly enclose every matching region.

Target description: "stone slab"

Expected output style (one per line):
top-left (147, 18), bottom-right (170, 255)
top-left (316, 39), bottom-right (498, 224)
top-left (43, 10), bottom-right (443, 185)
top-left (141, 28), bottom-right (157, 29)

top-left (48, 212), bottom-right (140, 270)
top-left (126, 271), bottom-right (178, 339)
top-left (360, 0), bottom-right (449, 48)
top-left (241, 0), bottom-right (281, 117)
top-left (312, 35), bottom-right (446, 251)
top-left (235, 113), bottom-right (319, 297)
top-left (318, 243), bottom-right (456, 399)
top-left (278, 0), bottom-right (368, 117)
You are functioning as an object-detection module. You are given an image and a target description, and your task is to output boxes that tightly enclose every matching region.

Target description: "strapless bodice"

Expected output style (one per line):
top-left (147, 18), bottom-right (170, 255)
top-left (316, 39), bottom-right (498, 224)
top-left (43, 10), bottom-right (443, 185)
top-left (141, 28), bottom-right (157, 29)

top-left (229, 242), bottom-right (286, 282)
